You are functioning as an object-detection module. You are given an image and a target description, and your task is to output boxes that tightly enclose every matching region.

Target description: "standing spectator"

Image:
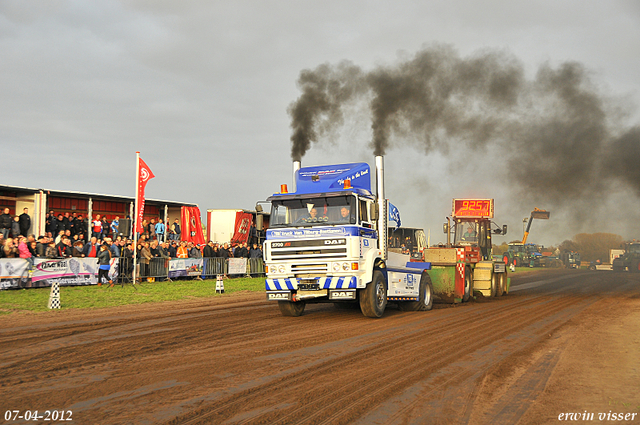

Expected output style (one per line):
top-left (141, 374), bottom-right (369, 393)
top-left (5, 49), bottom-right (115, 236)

top-left (189, 242), bottom-right (202, 258)
top-left (45, 210), bottom-right (57, 236)
top-left (171, 219), bottom-right (181, 241)
top-left (36, 236), bottom-right (47, 257)
top-left (0, 208), bottom-right (13, 239)
top-left (56, 237), bottom-right (71, 258)
top-left (69, 212), bottom-right (78, 236)
top-left (97, 244), bottom-right (113, 287)
top-left (150, 240), bottom-right (160, 257)
top-left (249, 243), bottom-right (262, 259)
top-left (106, 237), bottom-right (120, 258)
top-left (139, 242), bottom-right (152, 280)
top-left (84, 236), bottom-right (101, 258)
top-left (45, 240), bottom-right (57, 258)
top-left (92, 215), bottom-right (103, 239)
top-left (56, 214), bottom-right (66, 235)
top-left (158, 242), bottom-right (171, 259)
top-left (203, 241), bottom-right (216, 258)
top-left (11, 216), bottom-right (21, 238)
top-left (177, 241), bottom-right (189, 258)
top-left (110, 216), bottom-right (119, 238)
top-left (71, 241), bottom-right (85, 257)
top-left (77, 214), bottom-right (87, 238)
top-left (168, 241), bottom-right (178, 258)
top-left (101, 216), bottom-right (109, 238)
top-left (155, 219), bottom-right (165, 242)
top-left (19, 208), bottom-right (31, 237)
top-left (219, 242), bottom-right (231, 260)
top-left (148, 219), bottom-right (157, 240)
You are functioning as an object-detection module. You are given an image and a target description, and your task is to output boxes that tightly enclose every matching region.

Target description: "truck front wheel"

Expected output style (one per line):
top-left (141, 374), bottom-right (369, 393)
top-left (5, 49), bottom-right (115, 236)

top-left (278, 301), bottom-right (306, 317)
top-left (360, 270), bottom-right (387, 318)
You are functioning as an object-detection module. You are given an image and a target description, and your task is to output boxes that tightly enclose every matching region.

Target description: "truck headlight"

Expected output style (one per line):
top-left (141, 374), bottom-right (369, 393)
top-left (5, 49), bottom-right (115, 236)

top-left (277, 265), bottom-right (286, 274)
top-left (342, 262), bottom-right (350, 271)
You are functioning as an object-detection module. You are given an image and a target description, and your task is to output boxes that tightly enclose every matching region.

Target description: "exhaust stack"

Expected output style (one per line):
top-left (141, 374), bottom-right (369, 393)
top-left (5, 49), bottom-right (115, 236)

top-left (293, 160), bottom-right (301, 192)
top-left (375, 156), bottom-right (387, 261)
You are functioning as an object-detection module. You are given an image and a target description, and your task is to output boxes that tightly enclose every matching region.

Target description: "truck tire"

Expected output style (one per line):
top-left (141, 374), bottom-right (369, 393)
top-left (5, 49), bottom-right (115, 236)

top-left (359, 270), bottom-right (387, 318)
top-left (399, 273), bottom-right (434, 311)
top-left (278, 301), bottom-right (306, 317)
top-left (463, 267), bottom-right (472, 302)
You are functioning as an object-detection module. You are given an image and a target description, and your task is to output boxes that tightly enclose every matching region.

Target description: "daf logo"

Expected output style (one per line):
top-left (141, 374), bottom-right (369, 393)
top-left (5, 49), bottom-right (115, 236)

top-left (330, 290), bottom-right (356, 300)
top-left (324, 239), bottom-right (345, 245)
top-left (267, 293), bottom-right (289, 300)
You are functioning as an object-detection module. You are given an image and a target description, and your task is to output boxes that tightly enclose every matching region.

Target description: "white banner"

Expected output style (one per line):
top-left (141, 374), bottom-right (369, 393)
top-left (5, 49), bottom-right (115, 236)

top-left (31, 257), bottom-right (119, 287)
top-left (228, 258), bottom-right (247, 275)
top-left (0, 259), bottom-right (30, 290)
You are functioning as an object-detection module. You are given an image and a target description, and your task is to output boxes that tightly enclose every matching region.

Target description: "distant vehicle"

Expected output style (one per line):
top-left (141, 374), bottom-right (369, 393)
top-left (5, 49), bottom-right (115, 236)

top-left (612, 242), bottom-right (640, 272)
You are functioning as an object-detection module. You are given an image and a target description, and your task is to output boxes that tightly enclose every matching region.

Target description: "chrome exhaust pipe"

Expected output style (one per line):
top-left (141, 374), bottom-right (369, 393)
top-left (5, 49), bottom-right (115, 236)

top-left (375, 156), bottom-right (387, 261)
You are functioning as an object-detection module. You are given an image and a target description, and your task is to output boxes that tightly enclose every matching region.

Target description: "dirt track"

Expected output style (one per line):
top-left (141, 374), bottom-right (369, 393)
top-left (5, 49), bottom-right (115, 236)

top-left (1, 269), bottom-right (639, 424)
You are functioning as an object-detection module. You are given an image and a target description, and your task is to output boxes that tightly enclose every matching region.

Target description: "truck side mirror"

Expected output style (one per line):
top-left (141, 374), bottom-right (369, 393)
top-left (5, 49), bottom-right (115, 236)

top-left (371, 203), bottom-right (379, 220)
top-left (256, 215), bottom-right (263, 231)
top-left (502, 225), bottom-right (507, 235)
top-left (443, 223), bottom-right (449, 234)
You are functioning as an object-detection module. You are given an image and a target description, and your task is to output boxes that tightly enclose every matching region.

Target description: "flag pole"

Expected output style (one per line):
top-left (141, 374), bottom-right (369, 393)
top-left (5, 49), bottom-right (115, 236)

top-left (133, 151), bottom-right (139, 284)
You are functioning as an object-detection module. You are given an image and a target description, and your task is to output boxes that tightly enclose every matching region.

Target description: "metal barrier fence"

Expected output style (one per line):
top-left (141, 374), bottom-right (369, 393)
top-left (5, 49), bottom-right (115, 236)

top-left (0, 257), bottom-right (265, 289)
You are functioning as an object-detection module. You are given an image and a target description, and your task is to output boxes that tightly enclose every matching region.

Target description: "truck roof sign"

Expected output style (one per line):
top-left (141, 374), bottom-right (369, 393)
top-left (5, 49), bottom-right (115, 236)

top-left (452, 198), bottom-right (494, 218)
top-left (291, 162), bottom-right (372, 195)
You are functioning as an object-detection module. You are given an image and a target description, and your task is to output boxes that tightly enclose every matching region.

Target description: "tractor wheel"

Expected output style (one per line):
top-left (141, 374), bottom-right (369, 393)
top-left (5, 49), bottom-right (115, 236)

top-left (399, 273), bottom-right (434, 311)
top-left (495, 273), bottom-right (504, 297)
top-left (514, 257), bottom-right (521, 267)
top-left (278, 301), bottom-right (306, 317)
top-left (359, 270), bottom-right (387, 318)
top-left (634, 261), bottom-right (640, 273)
top-left (463, 267), bottom-right (472, 302)
top-left (503, 255), bottom-right (510, 266)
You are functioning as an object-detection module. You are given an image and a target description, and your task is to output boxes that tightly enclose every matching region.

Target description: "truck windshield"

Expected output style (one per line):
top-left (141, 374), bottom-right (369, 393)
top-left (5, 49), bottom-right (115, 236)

top-left (270, 196), bottom-right (355, 227)
top-left (454, 221), bottom-right (478, 245)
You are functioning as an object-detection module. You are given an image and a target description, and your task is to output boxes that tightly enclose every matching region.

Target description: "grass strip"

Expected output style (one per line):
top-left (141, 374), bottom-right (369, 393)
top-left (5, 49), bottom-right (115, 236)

top-left (0, 277), bottom-right (265, 314)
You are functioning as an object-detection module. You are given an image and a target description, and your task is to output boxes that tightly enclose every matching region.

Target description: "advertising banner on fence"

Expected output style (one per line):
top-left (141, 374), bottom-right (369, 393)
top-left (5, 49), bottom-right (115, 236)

top-left (0, 259), bottom-right (30, 290)
top-left (30, 258), bottom-right (119, 288)
top-left (227, 258), bottom-right (247, 275)
top-left (168, 258), bottom-right (203, 278)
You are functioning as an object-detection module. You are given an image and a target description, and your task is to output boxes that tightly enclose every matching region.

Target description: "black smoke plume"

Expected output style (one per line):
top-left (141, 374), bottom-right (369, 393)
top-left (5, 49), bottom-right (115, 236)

top-left (288, 44), bottom-right (640, 201)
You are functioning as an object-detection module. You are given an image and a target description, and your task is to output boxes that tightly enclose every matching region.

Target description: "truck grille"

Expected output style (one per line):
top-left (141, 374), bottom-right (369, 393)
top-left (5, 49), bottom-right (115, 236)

top-left (271, 247), bottom-right (347, 260)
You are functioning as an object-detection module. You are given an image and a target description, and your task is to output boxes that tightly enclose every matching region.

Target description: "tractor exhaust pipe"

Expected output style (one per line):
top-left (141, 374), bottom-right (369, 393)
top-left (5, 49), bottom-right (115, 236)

top-left (375, 156), bottom-right (387, 261)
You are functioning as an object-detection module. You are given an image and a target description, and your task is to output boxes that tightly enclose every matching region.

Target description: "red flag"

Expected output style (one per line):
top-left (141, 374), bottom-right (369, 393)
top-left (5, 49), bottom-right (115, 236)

top-left (230, 212), bottom-right (253, 245)
top-left (181, 206), bottom-right (205, 244)
top-left (136, 157), bottom-right (155, 233)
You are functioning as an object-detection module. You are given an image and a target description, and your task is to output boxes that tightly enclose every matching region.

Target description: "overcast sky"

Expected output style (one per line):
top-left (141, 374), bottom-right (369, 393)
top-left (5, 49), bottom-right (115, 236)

top-left (1, 0), bottom-right (639, 247)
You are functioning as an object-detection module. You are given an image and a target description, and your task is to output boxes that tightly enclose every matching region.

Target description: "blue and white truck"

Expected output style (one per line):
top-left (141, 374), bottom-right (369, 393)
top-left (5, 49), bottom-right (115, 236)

top-left (263, 156), bottom-right (433, 317)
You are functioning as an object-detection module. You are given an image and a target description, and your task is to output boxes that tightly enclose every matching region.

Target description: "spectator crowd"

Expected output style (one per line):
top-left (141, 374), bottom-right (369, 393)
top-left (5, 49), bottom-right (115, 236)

top-left (0, 208), bottom-right (264, 267)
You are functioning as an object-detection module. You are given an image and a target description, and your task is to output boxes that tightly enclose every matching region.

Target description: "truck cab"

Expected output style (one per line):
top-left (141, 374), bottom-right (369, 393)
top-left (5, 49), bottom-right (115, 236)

top-left (263, 159), bottom-right (433, 317)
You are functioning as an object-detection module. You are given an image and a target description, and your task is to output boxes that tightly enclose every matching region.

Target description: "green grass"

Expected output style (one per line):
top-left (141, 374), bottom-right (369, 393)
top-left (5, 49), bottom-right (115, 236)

top-left (0, 277), bottom-right (266, 314)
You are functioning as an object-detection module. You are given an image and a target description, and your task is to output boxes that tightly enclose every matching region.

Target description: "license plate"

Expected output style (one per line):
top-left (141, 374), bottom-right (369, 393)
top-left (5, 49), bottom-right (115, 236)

top-left (298, 283), bottom-right (320, 290)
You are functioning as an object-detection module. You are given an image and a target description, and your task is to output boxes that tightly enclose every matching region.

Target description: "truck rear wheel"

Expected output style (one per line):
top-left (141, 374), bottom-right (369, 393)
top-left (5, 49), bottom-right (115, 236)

top-left (278, 301), bottom-right (306, 317)
top-left (399, 273), bottom-right (433, 311)
top-left (359, 270), bottom-right (387, 318)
